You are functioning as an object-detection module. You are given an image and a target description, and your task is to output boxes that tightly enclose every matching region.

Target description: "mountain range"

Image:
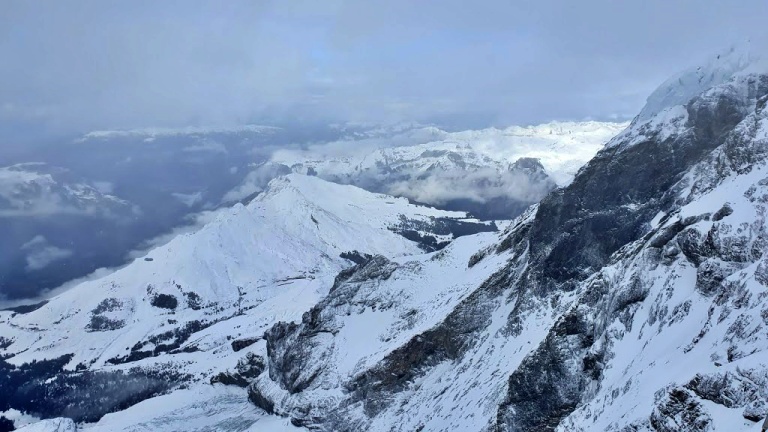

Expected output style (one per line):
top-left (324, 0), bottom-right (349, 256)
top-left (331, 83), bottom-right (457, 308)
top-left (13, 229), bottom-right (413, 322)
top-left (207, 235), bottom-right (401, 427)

top-left (0, 120), bottom-right (623, 302)
top-left (268, 121), bottom-right (626, 219)
top-left (3, 46), bottom-right (768, 432)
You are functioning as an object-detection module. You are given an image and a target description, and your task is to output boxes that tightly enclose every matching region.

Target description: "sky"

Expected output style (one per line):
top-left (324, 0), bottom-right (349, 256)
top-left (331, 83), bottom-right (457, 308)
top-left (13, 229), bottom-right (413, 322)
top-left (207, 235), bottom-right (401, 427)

top-left (1, 0), bottom-right (768, 136)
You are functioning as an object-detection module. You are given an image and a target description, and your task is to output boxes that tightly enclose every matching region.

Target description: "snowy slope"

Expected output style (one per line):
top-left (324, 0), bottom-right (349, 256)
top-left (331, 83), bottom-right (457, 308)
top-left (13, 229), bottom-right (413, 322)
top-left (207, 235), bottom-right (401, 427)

top-left (249, 208), bottom-right (551, 431)
top-left (242, 54), bottom-right (768, 432)
top-left (82, 385), bottom-right (302, 432)
top-left (1, 174), bottom-right (481, 367)
top-left (273, 121), bottom-right (626, 187)
top-left (0, 174), bottom-right (492, 430)
top-left (8, 48), bottom-right (768, 432)
top-left (637, 43), bottom-right (759, 122)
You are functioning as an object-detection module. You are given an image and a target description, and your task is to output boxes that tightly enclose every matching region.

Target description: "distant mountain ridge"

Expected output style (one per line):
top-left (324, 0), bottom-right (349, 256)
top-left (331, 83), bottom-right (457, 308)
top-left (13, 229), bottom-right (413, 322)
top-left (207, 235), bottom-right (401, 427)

top-left (1, 120), bottom-right (624, 302)
top-left (267, 121), bottom-right (627, 219)
top-left (5, 46), bottom-right (768, 432)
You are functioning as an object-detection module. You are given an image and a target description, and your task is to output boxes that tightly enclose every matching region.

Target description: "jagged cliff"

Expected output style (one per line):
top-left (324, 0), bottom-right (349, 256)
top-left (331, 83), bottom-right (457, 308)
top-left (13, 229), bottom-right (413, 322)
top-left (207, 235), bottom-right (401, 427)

top-left (5, 50), bottom-right (768, 432)
top-left (251, 60), bottom-right (768, 431)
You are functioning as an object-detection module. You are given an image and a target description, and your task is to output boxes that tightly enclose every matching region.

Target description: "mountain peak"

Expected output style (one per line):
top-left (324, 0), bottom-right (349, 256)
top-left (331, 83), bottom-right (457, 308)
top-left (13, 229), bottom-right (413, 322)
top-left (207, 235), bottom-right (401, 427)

top-left (638, 41), bottom-right (765, 122)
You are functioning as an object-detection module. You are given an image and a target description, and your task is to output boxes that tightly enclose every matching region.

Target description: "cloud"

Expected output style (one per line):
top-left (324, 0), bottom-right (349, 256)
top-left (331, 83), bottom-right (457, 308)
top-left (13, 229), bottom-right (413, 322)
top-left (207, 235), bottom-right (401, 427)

top-left (183, 140), bottom-right (229, 154)
top-left (384, 167), bottom-right (554, 206)
top-left (21, 235), bottom-right (73, 271)
top-left (92, 181), bottom-right (115, 194)
top-left (270, 124), bottom-right (449, 162)
top-left (20, 235), bottom-right (47, 250)
top-left (171, 192), bottom-right (204, 208)
top-left (1, 1), bottom-right (766, 136)
top-left (221, 162), bottom-right (292, 204)
top-left (25, 246), bottom-right (73, 271)
top-left (0, 164), bottom-right (133, 218)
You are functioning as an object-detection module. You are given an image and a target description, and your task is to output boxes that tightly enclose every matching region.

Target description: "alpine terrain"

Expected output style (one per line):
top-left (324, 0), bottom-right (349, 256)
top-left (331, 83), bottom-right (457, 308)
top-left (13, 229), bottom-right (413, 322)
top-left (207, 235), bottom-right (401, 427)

top-left (0, 121), bottom-right (623, 302)
top-left (3, 46), bottom-right (768, 432)
top-left (268, 121), bottom-right (626, 219)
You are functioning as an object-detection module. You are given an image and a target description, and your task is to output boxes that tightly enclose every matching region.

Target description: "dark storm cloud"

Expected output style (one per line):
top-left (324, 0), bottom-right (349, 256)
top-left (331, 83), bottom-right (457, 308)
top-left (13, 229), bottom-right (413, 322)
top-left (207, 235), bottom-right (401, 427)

top-left (1, 0), bottom-right (767, 134)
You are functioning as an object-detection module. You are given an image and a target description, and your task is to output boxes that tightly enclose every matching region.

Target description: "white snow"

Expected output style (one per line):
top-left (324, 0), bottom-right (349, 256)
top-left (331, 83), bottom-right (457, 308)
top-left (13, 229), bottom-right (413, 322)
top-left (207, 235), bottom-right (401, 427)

top-left (0, 174), bottom-right (475, 369)
top-left (81, 385), bottom-right (302, 432)
top-left (7, 45), bottom-right (768, 432)
top-left (16, 418), bottom-right (76, 432)
top-left (637, 43), bottom-right (758, 122)
top-left (272, 121), bottom-right (627, 187)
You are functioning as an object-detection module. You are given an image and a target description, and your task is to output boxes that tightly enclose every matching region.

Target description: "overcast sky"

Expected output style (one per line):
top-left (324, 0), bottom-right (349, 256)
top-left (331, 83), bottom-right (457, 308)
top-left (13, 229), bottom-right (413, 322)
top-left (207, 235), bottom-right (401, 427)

top-left (1, 0), bottom-right (767, 136)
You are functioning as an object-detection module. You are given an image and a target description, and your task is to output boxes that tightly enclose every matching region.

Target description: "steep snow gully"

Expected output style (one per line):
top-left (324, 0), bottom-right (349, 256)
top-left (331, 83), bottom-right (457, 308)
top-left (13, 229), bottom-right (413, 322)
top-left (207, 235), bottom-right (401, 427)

top-left (4, 50), bottom-right (768, 431)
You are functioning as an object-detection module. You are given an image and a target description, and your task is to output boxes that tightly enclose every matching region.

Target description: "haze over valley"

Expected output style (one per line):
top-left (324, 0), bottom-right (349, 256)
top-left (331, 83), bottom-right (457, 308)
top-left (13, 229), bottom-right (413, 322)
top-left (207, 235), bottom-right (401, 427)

top-left (2, 2), bottom-right (768, 432)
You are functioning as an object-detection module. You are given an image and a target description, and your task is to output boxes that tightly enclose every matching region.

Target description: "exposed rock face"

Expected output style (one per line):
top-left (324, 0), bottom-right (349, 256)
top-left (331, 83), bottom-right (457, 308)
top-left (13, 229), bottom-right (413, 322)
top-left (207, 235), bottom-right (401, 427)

top-left (4, 51), bottom-right (768, 432)
top-left (231, 337), bottom-right (260, 352)
top-left (264, 256), bottom-right (399, 396)
top-left (497, 73), bottom-right (768, 432)
top-left (649, 387), bottom-right (713, 432)
top-left (210, 352), bottom-right (265, 388)
top-left (530, 74), bottom-right (768, 287)
top-left (250, 70), bottom-right (768, 431)
top-left (0, 173), bottom-right (487, 425)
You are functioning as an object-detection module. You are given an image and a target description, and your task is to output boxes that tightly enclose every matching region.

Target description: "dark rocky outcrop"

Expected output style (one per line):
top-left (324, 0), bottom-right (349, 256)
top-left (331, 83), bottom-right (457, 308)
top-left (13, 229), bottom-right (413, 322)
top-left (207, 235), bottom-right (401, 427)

top-left (249, 73), bottom-right (768, 432)
top-left (0, 416), bottom-right (13, 432)
top-left (234, 352), bottom-right (266, 379)
top-left (210, 372), bottom-right (249, 387)
top-left (497, 310), bottom-right (598, 432)
top-left (339, 250), bottom-right (374, 265)
top-left (150, 294), bottom-right (178, 310)
top-left (248, 384), bottom-right (275, 414)
top-left (211, 353), bottom-right (265, 388)
top-left (528, 76), bottom-right (768, 290)
top-left (231, 337), bottom-right (260, 352)
top-left (650, 387), bottom-right (713, 432)
top-left (712, 203), bottom-right (733, 221)
top-left (0, 354), bottom-right (183, 423)
top-left (86, 298), bottom-right (127, 332)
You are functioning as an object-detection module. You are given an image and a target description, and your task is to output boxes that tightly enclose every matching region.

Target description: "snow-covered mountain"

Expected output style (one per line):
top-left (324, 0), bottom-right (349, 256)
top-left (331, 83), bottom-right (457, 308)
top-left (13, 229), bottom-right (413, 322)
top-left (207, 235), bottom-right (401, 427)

top-left (6, 46), bottom-right (768, 432)
top-left (0, 174), bottom-right (494, 430)
top-left (244, 49), bottom-right (768, 431)
top-left (2, 121), bottom-right (622, 301)
top-left (1, 126), bottom-right (281, 301)
top-left (268, 121), bottom-right (626, 219)
top-left (273, 121), bottom-right (626, 186)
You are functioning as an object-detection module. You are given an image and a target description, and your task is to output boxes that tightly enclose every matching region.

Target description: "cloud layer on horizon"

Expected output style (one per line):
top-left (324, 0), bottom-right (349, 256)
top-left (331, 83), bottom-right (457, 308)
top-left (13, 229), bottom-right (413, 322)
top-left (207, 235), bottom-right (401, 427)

top-left (1, 0), bottom-right (767, 136)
